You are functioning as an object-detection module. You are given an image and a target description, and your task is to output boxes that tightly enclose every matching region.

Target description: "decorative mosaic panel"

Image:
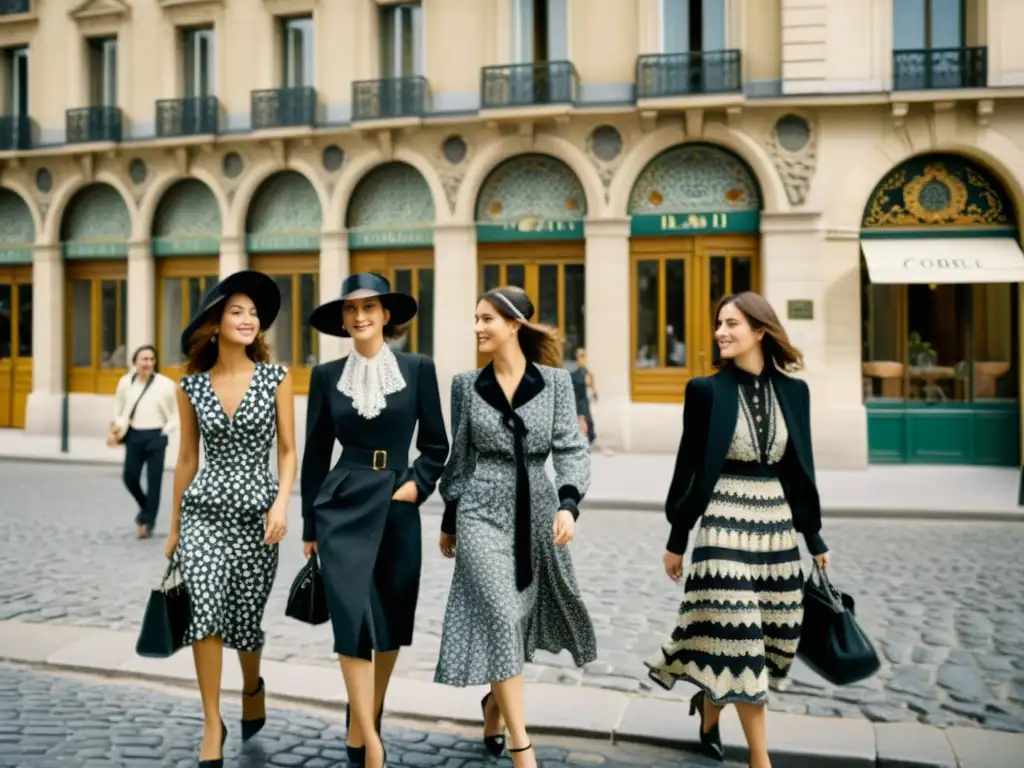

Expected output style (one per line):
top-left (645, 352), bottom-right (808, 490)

top-left (0, 189), bottom-right (34, 245)
top-left (246, 171), bottom-right (322, 234)
top-left (61, 184), bottom-right (131, 242)
top-left (627, 144), bottom-right (761, 215)
top-left (153, 179), bottom-right (222, 236)
top-left (347, 162), bottom-right (436, 228)
top-left (862, 154), bottom-right (1016, 230)
top-left (476, 154), bottom-right (587, 223)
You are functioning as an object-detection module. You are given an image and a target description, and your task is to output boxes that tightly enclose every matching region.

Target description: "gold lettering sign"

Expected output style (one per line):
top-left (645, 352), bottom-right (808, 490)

top-left (659, 213), bottom-right (730, 232)
top-left (503, 217), bottom-right (579, 234)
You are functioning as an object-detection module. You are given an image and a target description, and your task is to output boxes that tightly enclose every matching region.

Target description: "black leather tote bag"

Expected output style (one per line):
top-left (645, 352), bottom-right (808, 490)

top-left (285, 554), bottom-right (330, 625)
top-left (797, 564), bottom-right (880, 686)
top-left (136, 558), bottom-right (192, 658)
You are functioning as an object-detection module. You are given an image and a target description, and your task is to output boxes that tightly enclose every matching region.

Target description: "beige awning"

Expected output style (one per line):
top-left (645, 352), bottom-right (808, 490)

top-left (860, 237), bottom-right (1024, 284)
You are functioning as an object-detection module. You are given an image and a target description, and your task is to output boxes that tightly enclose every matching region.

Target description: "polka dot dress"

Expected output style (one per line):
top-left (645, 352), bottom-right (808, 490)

top-left (177, 362), bottom-right (287, 652)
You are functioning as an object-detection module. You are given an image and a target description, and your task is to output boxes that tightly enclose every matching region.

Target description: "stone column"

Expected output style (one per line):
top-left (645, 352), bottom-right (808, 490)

top-left (219, 236), bottom-right (247, 279)
top-left (584, 218), bottom-right (631, 450)
top-left (318, 230), bottom-right (350, 363)
top-left (127, 241), bottom-right (156, 353)
top-left (24, 244), bottom-right (64, 435)
top-left (432, 223), bottom-right (477, 414)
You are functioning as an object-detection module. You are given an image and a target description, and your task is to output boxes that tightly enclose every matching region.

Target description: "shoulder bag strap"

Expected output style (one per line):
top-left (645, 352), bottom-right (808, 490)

top-left (127, 375), bottom-right (156, 425)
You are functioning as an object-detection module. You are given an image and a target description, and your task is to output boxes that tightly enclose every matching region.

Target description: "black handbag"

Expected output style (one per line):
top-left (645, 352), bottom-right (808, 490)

top-left (797, 564), bottom-right (880, 686)
top-left (285, 555), bottom-right (330, 625)
top-left (135, 558), bottom-right (192, 658)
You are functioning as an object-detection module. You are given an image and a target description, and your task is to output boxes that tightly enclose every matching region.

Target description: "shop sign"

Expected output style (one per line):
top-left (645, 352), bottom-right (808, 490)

top-left (476, 217), bottom-right (585, 243)
top-left (787, 299), bottom-right (814, 320)
top-left (348, 228), bottom-right (434, 250)
top-left (245, 233), bottom-right (320, 253)
top-left (63, 241), bottom-right (128, 259)
top-left (630, 210), bottom-right (760, 237)
top-left (0, 247), bottom-right (31, 265)
top-left (152, 235), bottom-right (221, 257)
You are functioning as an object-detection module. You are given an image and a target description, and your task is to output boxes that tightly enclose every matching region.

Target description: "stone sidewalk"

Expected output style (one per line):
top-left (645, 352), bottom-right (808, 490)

top-left (0, 621), bottom-right (1021, 767)
top-left (2, 428), bottom-right (1022, 519)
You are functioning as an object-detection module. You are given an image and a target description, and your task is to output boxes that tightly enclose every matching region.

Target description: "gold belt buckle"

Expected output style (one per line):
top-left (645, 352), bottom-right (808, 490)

top-left (372, 450), bottom-right (388, 471)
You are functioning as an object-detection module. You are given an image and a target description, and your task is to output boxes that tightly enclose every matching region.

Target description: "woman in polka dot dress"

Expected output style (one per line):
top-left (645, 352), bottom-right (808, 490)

top-left (165, 270), bottom-right (297, 768)
top-left (435, 286), bottom-right (596, 768)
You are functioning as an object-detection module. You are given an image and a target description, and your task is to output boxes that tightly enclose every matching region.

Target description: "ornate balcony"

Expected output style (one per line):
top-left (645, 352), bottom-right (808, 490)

top-left (251, 86), bottom-right (316, 130)
top-left (481, 61), bottom-right (578, 109)
top-left (156, 96), bottom-right (219, 137)
top-left (0, 0), bottom-right (31, 15)
top-left (636, 50), bottom-right (742, 99)
top-left (0, 115), bottom-right (31, 150)
top-left (893, 46), bottom-right (987, 91)
top-left (66, 106), bottom-right (122, 143)
top-left (353, 76), bottom-right (430, 121)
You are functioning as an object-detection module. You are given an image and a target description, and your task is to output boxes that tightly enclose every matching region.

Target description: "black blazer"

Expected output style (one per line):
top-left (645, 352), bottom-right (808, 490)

top-left (665, 364), bottom-right (828, 557)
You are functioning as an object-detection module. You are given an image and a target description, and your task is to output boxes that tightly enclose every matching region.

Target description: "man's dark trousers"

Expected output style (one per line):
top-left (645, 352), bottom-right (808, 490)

top-left (123, 428), bottom-right (167, 528)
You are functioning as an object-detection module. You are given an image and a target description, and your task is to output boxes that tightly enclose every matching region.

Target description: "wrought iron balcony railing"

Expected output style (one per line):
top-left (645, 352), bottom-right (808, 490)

top-left (0, 115), bottom-right (31, 151)
top-left (66, 106), bottom-right (122, 143)
top-left (481, 60), bottom-right (578, 109)
top-left (353, 76), bottom-right (430, 121)
top-left (251, 86), bottom-right (316, 129)
top-left (893, 46), bottom-right (987, 91)
top-left (156, 96), bottom-right (219, 137)
top-left (0, 0), bottom-right (31, 15)
top-left (636, 50), bottom-right (742, 99)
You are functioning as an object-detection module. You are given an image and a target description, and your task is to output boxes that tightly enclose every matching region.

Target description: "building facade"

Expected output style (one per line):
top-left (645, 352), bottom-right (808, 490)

top-left (0, 0), bottom-right (1022, 470)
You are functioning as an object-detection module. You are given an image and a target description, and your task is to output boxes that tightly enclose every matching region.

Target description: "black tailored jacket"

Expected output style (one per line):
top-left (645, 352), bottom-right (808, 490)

top-left (664, 364), bottom-right (828, 557)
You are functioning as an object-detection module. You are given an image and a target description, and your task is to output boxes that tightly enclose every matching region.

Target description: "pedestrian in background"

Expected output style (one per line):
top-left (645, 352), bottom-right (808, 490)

top-left (107, 344), bottom-right (178, 539)
top-left (435, 286), bottom-right (596, 768)
top-left (300, 273), bottom-right (449, 768)
top-left (647, 291), bottom-right (829, 768)
top-left (569, 347), bottom-right (596, 446)
top-left (165, 271), bottom-right (296, 768)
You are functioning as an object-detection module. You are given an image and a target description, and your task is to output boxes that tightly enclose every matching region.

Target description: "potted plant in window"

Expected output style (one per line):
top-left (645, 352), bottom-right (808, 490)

top-left (908, 332), bottom-right (937, 368)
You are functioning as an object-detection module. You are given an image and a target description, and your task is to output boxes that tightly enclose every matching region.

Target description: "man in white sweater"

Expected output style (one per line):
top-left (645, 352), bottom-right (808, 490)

top-left (106, 345), bottom-right (179, 539)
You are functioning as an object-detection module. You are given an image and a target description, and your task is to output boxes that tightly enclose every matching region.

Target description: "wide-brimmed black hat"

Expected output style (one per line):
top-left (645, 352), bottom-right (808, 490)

top-left (180, 270), bottom-right (282, 356)
top-left (309, 272), bottom-right (418, 338)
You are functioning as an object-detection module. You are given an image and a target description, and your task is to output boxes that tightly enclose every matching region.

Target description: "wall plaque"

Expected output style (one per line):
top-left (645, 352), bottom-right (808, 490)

top-left (787, 299), bottom-right (813, 320)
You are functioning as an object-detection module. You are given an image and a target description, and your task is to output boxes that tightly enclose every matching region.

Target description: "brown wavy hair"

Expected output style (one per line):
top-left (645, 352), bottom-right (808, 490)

top-left (185, 307), bottom-right (272, 375)
top-left (481, 286), bottom-right (564, 368)
top-left (714, 291), bottom-right (804, 372)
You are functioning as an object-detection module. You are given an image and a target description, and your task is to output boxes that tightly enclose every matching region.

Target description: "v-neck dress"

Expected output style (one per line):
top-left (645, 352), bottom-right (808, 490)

top-left (434, 363), bottom-right (597, 687)
top-left (177, 362), bottom-right (287, 652)
top-left (645, 367), bottom-right (804, 705)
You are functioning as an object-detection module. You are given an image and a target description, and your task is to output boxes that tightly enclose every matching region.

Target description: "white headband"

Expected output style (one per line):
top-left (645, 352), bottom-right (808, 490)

top-left (493, 292), bottom-right (527, 321)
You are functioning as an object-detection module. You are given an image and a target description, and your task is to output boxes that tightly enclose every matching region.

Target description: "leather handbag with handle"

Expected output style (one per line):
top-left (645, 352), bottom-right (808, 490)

top-left (285, 554), bottom-right (330, 625)
top-left (797, 564), bottom-right (880, 686)
top-left (135, 557), bottom-right (192, 658)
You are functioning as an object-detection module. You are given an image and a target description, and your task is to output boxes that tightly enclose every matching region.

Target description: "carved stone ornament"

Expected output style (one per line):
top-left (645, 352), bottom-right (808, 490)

top-left (765, 113), bottom-right (818, 207)
top-left (431, 136), bottom-right (472, 215)
top-left (585, 125), bottom-right (626, 204)
top-left (69, 0), bottom-right (132, 23)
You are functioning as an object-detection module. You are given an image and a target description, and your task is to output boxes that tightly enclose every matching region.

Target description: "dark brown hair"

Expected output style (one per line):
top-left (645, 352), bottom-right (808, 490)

top-left (480, 286), bottom-right (564, 368)
top-left (184, 305), bottom-right (272, 375)
top-left (714, 291), bottom-right (804, 372)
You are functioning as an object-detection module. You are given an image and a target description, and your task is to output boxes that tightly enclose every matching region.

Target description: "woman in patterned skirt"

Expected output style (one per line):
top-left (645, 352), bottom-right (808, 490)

top-left (436, 286), bottom-right (596, 768)
top-left (165, 270), bottom-right (297, 768)
top-left (647, 292), bottom-right (829, 768)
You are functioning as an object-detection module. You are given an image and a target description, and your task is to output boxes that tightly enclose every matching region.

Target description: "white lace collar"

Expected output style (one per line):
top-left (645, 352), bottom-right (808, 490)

top-left (338, 344), bottom-right (407, 420)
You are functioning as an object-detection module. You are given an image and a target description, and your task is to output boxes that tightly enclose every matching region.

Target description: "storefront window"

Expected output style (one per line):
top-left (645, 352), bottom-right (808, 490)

top-left (156, 263), bottom-right (219, 380)
top-left (634, 257), bottom-right (687, 368)
top-left (66, 263), bottom-right (129, 394)
top-left (71, 280), bottom-right (92, 368)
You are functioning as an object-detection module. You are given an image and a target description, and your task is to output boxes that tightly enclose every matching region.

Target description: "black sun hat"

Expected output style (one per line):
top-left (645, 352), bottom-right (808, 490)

top-left (179, 270), bottom-right (282, 357)
top-left (309, 272), bottom-right (418, 338)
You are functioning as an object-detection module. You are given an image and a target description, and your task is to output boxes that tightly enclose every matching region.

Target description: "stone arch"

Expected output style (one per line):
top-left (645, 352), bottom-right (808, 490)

top-left (0, 188), bottom-right (36, 258)
top-left (245, 170), bottom-right (323, 240)
top-left (226, 160), bottom-right (328, 238)
top-left (609, 123), bottom-right (786, 217)
top-left (330, 147), bottom-right (447, 228)
top-left (43, 172), bottom-right (136, 245)
top-left (149, 179), bottom-right (224, 255)
top-left (346, 162), bottom-right (436, 229)
top-left (135, 169), bottom-right (229, 242)
top-left (474, 154), bottom-right (588, 226)
top-left (60, 183), bottom-right (132, 255)
top-left (455, 134), bottom-right (604, 223)
top-left (625, 143), bottom-right (762, 217)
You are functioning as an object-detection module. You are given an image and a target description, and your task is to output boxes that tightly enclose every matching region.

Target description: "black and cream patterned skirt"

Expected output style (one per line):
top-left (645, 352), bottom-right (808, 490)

top-left (646, 473), bottom-right (804, 705)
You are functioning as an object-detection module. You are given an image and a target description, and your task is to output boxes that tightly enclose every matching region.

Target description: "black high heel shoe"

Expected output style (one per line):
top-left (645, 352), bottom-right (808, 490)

top-left (197, 717), bottom-right (226, 767)
top-left (480, 692), bottom-right (506, 756)
top-left (689, 691), bottom-right (724, 762)
top-left (344, 702), bottom-right (385, 765)
top-left (509, 743), bottom-right (533, 764)
top-left (241, 677), bottom-right (266, 742)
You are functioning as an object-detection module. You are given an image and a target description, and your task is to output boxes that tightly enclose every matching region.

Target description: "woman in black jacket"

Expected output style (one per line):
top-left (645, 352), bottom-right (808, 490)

top-left (646, 291), bottom-right (829, 768)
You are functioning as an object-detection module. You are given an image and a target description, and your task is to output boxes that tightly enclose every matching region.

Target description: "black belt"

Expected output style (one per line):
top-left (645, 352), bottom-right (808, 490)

top-left (477, 451), bottom-right (549, 462)
top-left (338, 445), bottom-right (408, 472)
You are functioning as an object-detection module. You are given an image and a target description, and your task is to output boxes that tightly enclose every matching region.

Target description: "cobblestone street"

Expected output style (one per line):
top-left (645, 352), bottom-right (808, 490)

top-left (2, 461), bottom-right (1024, 733)
top-left (0, 665), bottom-right (727, 767)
